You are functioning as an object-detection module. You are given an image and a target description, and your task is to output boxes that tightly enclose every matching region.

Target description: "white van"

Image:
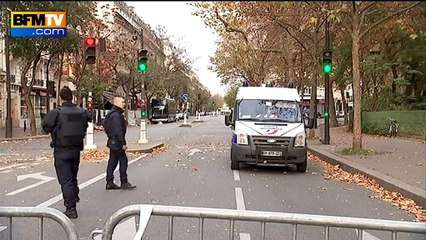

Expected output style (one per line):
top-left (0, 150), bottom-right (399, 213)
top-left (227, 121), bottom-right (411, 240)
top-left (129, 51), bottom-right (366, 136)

top-left (225, 86), bottom-right (313, 172)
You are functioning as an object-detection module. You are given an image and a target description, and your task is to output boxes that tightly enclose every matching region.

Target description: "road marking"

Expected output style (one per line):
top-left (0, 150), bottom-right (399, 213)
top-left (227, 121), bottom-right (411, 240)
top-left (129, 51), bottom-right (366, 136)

top-left (0, 225), bottom-right (7, 233)
top-left (355, 229), bottom-right (382, 240)
top-left (94, 217), bottom-right (136, 240)
top-left (235, 188), bottom-right (251, 239)
top-left (0, 163), bottom-right (24, 171)
top-left (37, 154), bottom-right (146, 207)
top-left (235, 188), bottom-right (245, 210)
top-left (193, 123), bottom-right (202, 127)
top-left (233, 170), bottom-right (240, 181)
top-left (240, 233), bottom-right (251, 240)
top-left (7, 172), bottom-right (55, 196)
top-left (0, 170), bottom-right (13, 174)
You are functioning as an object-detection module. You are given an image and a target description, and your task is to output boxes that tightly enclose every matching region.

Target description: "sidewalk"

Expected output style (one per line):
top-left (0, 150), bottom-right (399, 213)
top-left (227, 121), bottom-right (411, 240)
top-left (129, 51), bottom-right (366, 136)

top-left (308, 126), bottom-right (426, 208)
top-left (0, 127), bottom-right (49, 141)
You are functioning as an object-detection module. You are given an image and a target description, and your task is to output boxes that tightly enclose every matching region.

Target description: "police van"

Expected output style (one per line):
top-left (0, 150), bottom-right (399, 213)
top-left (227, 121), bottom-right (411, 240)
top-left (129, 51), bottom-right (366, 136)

top-left (225, 86), bottom-right (313, 172)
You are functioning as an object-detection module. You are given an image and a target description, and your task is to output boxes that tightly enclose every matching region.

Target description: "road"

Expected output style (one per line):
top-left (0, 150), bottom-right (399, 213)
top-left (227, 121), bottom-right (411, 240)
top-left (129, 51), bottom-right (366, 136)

top-left (0, 116), bottom-right (424, 240)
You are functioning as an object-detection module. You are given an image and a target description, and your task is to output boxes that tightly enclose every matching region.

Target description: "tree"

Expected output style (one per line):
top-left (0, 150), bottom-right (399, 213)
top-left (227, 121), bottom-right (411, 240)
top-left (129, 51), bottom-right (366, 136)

top-left (0, 1), bottom-right (95, 135)
top-left (334, 1), bottom-right (422, 149)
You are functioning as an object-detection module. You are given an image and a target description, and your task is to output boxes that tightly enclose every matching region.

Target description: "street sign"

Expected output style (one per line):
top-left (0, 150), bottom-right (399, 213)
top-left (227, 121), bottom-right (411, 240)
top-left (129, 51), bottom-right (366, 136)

top-left (182, 93), bottom-right (189, 102)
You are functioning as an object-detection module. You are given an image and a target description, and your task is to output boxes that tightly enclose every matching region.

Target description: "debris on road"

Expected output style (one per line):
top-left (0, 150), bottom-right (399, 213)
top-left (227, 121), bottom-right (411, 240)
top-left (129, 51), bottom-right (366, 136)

top-left (308, 152), bottom-right (426, 222)
top-left (188, 148), bottom-right (203, 156)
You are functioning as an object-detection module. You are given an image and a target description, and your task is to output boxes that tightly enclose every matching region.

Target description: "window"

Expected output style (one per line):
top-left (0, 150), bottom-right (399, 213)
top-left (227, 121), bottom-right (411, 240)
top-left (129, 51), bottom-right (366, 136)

top-left (237, 99), bottom-right (302, 123)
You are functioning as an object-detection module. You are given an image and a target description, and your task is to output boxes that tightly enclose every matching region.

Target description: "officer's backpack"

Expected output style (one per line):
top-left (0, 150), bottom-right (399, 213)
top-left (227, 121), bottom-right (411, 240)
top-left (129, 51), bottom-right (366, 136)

top-left (55, 106), bottom-right (87, 147)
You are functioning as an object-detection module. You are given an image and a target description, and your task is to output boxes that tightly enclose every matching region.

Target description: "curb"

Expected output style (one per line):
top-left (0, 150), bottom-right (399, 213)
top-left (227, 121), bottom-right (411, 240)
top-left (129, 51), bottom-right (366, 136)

top-left (127, 142), bottom-right (164, 154)
top-left (0, 134), bottom-right (50, 142)
top-left (307, 145), bottom-right (426, 209)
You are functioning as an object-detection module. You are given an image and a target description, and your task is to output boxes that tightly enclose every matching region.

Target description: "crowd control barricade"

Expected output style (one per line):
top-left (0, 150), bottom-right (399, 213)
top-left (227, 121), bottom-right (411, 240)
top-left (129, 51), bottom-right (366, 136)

top-left (0, 206), bottom-right (78, 240)
top-left (91, 204), bottom-right (426, 240)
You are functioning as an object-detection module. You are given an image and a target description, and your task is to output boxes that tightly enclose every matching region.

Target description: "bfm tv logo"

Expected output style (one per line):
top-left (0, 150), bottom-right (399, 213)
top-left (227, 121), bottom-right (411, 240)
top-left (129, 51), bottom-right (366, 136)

top-left (11, 12), bottom-right (66, 37)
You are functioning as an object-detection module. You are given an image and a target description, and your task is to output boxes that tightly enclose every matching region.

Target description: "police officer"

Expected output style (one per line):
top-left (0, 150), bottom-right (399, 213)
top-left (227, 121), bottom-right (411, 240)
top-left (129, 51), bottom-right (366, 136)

top-left (42, 86), bottom-right (91, 219)
top-left (104, 96), bottom-right (136, 190)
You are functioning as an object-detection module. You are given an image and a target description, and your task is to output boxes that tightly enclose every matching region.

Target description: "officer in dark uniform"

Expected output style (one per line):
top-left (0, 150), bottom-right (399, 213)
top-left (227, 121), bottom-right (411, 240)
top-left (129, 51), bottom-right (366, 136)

top-left (104, 96), bottom-right (136, 190)
top-left (42, 86), bottom-right (91, 219)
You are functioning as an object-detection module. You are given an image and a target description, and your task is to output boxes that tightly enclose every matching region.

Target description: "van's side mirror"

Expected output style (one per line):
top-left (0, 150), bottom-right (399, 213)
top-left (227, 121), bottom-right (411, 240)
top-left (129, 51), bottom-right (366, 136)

top-left (225, 112), bottom-right (233, 126)
top-left (305, 118), bottom-right (314, 129)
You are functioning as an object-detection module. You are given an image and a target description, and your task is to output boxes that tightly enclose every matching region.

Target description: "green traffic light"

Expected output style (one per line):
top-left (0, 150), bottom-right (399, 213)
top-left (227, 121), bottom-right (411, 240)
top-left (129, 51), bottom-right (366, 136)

top-left (324, 111), bottom-right (329, 118)
top-left (138, 63), bottom-right (147, 72)
top-left (323, 64), bottom-right (332, 74)
top-left (141, 111), bottom-right (147, 118)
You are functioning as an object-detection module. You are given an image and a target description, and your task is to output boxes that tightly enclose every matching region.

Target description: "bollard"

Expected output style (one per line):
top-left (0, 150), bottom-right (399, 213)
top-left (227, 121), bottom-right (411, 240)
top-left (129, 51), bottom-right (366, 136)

top-left (84, 122), bottom-right (97, 150)
top-left (138, 119), bottom-right (148, 144)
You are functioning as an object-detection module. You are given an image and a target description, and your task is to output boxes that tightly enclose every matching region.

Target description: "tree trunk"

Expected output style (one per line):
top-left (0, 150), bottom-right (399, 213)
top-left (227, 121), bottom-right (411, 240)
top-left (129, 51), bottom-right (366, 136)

top-left (391, 65), bottom-right (398, 94)
top-left (341, 88), bottom-right (349, 125)
top-left (329, 80), bottom-right (338, 127)
top-left (308, 50), bottom-right (319, 138)
top-left (28, 53), bottom-right (41, 135)
top-left (352, 26), bottom-right (363, 150)
top-left (56, 53), bottom-right (64, 105)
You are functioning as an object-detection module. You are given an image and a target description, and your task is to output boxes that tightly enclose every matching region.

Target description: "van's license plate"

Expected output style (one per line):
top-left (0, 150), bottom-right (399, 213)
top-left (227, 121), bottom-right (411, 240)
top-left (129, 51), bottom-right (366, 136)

top-left (261, 151), bottom-right (282, 157)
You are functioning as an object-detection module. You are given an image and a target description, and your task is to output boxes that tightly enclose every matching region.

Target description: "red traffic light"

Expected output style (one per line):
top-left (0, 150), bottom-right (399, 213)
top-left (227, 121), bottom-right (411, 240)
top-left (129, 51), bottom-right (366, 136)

top-left (87, 102), bottom-right (93, 109)
top-left (85, 37), bottom-right (96, 47)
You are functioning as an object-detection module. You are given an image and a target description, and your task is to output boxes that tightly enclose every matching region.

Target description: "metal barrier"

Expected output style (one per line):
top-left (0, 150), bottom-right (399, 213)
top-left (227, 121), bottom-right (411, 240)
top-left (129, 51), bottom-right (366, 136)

top-left (0, 206), bottom-right (78, 240)
top-left (91, 204), bottom-right (426, 240)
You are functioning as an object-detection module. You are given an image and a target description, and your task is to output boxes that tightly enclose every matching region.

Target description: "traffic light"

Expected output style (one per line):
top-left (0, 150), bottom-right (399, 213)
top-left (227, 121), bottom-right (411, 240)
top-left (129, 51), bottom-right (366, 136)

top-left (141, 103), bottom-right (147, 119)
top-left (87, 101), bottom-right (93, 109)
top-left (138, 49), bottom-right (148, 73)
top-left (324, 111), bottom-right (329, 118)
top-left (323, 50), bottom-right (332, 74)
top-left (85, 37), bottom-right (96, 64)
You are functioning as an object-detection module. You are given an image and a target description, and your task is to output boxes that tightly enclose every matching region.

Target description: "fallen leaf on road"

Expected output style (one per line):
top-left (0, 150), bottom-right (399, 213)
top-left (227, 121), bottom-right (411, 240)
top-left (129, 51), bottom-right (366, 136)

top-left (311, 172), bottom-right (318, 175)
top-left (192, 168), bottom-right (198, 172)
top-left (416, 162), bottom-right (423, 166)
top-left (308, 152), bottom-right (426, 222)
top-left (152, 145), bottom-right (170, 155)
top-left (344, 188), bottom-right (353, 191)
top-left (164, 164), bottom-right (169, 167)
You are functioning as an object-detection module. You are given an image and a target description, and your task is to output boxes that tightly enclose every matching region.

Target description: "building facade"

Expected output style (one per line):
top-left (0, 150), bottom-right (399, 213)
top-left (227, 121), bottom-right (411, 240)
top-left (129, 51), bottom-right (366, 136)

top-left (0, 38), bottom-right (59, 129)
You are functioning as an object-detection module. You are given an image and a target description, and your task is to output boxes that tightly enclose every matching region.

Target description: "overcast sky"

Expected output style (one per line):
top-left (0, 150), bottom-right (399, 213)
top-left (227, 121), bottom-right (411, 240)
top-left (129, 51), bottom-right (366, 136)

top-left (126, 1), bottom-right (226, 96)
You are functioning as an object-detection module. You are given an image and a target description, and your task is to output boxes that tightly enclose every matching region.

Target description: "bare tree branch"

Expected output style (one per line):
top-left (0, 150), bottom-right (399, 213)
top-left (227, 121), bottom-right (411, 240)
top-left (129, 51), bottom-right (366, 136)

top-left (359, 2), bottom-right (377, 15)
top-left (214, 9), bottom-right (249, 43)
top-left (361, 1), bottom-right (422, 38)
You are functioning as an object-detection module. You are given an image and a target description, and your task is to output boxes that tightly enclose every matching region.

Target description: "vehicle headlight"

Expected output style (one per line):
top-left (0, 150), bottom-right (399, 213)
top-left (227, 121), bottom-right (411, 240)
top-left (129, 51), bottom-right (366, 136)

top-left (294, 132), bottom-right (305, 147)
top-left (237, 132), bottom-right (249, 145)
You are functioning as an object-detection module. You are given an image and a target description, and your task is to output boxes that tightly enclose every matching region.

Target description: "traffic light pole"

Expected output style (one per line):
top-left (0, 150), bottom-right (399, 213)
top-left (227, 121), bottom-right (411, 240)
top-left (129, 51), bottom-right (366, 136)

top-left (138, 29), bottom-right (148, 144)
top-left (323, 8), bottom-right (331, 145)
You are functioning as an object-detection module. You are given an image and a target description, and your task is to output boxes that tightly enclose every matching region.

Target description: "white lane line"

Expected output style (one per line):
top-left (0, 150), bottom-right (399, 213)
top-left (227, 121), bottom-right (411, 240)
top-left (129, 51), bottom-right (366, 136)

top-left (355, 229), bottom-right (382, 240)
top-left (233, 170), bottom-right (240, 181)
top-left (0, 163), bottom-right (24, 171)
top-left (235, 188), bottom-right (245, 211)
top-left (192, 123), bottom-right (202, 127)
top-left (240, 233), bottom-right (251, 240)
top-left (0, 225), bottom-right (7, 232)
top-left (0, 170), bottom-right (13, 174)
top-left (37, 154), bottom-right (146, 207)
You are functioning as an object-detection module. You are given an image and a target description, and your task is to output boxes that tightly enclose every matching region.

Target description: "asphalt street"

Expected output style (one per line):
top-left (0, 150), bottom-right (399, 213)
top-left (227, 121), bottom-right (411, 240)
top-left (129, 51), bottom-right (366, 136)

top-left (0, 116), bottom-right (424, 240)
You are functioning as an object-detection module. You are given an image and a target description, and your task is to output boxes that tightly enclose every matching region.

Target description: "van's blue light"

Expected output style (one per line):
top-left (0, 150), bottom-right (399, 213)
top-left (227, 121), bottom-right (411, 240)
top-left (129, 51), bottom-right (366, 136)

top-left (232, 133), bottom-right (237, 144)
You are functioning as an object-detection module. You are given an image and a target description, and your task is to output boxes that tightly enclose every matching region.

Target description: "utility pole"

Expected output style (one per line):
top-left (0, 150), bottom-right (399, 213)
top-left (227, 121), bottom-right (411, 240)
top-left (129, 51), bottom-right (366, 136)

top-left (323, 4), bottom-right (331, 145)
top-left (5, 8), bottom-right (12, 138)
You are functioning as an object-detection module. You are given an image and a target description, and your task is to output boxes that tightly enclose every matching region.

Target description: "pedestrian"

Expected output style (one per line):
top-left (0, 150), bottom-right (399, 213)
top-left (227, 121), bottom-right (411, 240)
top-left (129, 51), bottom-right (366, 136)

top-left (41, 86), bottom-right (91, 219)
top-left (103, 96), bottom-right (136, 190)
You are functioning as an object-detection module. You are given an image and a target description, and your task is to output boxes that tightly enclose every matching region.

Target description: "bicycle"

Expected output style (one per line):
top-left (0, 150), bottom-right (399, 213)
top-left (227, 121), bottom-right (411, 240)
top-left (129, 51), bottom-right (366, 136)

top-left (387, 117), bottom-right (399, 138)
